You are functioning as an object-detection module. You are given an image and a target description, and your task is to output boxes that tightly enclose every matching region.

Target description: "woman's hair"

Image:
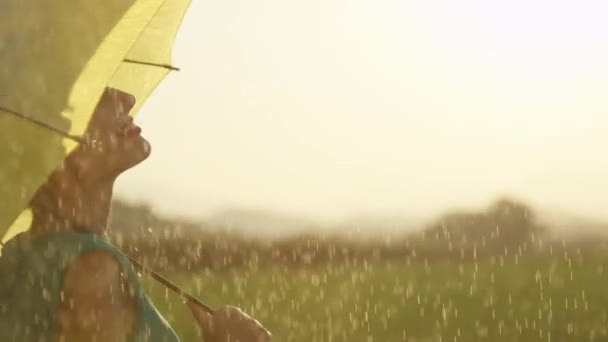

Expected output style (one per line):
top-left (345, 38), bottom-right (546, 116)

top-left (27, 157), bottom-right (69, 214)
top-left (28, 186), bottom-right (47, 212)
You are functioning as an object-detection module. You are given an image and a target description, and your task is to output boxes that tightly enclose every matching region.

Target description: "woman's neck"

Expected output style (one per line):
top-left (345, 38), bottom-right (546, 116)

top-left (29, 181), bottom-right (115, 237)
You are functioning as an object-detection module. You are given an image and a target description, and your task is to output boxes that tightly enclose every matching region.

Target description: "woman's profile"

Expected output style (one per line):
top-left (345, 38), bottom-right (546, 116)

top-left (0, 87), bottom-right (272, 342)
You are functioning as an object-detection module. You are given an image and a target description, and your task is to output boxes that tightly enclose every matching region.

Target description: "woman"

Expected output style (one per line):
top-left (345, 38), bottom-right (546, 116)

top-left (0, 87), bottom-right (272, 341)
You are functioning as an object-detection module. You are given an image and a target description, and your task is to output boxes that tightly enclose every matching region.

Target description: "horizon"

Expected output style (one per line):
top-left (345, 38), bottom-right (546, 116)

top-left (112, 195), bottom-right (608, 240)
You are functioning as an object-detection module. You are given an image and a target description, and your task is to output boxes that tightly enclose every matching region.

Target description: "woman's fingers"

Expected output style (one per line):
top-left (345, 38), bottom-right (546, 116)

top-left (244, 317), bottom-right (269, 339)
top-left (187, 302), bottom-right (272, 342)
top-left (255, 324), bottom-right (272, 342)
top-left (213, 305), bottom-right (272, 341)
top-left (187, 301), bottom-right (214, 336)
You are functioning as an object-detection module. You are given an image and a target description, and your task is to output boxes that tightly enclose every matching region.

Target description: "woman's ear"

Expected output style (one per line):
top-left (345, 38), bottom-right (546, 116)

top-left (62, 149), bottom-right (88, 181)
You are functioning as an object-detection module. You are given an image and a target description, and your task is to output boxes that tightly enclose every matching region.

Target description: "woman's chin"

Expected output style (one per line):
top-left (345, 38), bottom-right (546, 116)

top-left (118, 136), bottom-right (152, 170)
top-left (137, 137), bottom-right (152, 159)
top-left (132, 136), bottom-right (152, 161)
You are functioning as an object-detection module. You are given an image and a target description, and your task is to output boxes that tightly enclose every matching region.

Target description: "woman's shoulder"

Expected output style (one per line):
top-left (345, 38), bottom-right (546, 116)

top-left (32, 230), bottom-right (115, 251)
top-left (40, 231), bottom-right (140, 284)
top-left (3, 230), bottom-right (139, 292)
top-left (0, 231), bottom-right (140, 341)
top-left (62, 249), bottom-right (129, 293)
top-left (57, 248), bottom-right (139, 339)
top-left (17, 231), bottom-right (126, 266)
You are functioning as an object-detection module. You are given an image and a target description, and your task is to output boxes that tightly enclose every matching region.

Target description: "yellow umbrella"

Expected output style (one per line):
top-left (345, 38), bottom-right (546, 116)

top-left (0, 0), bottom-right (213, 312)
top-left (110, 0), bottom-right (192, 114)
top-left (0, 0), bottom-right (190, 239)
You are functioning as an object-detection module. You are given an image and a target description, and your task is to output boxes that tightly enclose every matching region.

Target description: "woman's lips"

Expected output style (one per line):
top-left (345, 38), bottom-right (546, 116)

top-left (124, 125), bottom-right (142, 138)
top-left (119, 121), bottom-right (142, 138)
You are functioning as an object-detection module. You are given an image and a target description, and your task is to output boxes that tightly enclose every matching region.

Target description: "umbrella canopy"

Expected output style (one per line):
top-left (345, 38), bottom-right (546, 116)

top-left (0, 0), bottom-right (191, 240)
top-left (110, 0), bottom-right (192, 114)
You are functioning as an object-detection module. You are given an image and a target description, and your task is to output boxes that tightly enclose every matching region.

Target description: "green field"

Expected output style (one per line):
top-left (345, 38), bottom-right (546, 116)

top-left (143, 251), bottom-right (608, 341)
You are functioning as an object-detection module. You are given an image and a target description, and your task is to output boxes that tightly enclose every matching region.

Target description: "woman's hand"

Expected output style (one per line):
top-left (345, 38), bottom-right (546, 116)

top-left (188, 301), bottom-right (272, 342)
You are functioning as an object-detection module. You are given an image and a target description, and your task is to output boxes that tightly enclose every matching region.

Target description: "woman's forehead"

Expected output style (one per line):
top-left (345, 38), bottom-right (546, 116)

top-left (103, 87), bottom-right (132, 97)
top-left (100, 87), bottom-right (136, 106)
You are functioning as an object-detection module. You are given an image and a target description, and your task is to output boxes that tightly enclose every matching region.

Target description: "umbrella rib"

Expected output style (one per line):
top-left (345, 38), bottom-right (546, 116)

top-left (0, 106), bottom-right (85, 143)
top-left (124, 59), bottom-right (180, 71)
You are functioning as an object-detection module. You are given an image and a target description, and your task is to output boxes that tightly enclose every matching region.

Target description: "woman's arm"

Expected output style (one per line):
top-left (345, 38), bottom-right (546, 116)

top-left (55, 250), bottom-right (137, 342)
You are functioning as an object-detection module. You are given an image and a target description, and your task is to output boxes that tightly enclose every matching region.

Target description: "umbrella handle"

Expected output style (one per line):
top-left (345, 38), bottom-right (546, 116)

top-left (125, 254), bottom-right (215, 314)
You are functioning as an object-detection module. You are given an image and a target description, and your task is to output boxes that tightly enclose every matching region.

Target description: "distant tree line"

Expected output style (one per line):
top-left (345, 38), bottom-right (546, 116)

top-left (108, 198), bottom-right (597, 272)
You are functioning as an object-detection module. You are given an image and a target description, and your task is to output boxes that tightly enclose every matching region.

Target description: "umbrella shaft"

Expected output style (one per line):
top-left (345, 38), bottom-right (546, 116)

top-left (125, 254), bottom-right (215, 314)
top-left (124, 59), bottom-right (180, 71)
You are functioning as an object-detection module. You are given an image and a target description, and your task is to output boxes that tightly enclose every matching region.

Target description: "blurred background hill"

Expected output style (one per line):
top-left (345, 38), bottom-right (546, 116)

top-left (109, 197), bottom-right (608, 272)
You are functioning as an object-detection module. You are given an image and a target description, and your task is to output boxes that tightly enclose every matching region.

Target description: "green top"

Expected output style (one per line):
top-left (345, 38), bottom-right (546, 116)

top-left (0, 231), bottom-right (179, 342)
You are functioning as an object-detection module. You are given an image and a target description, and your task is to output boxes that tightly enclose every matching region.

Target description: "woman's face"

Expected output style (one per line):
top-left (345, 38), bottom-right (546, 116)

top-left (29, 87), bottom-right (150, 226)
top-left (67, 87), bottom-right (151, 182)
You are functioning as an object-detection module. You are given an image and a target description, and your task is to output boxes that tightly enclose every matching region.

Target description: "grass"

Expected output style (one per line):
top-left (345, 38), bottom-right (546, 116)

top-left (143, 250), bottom-right (608, 341)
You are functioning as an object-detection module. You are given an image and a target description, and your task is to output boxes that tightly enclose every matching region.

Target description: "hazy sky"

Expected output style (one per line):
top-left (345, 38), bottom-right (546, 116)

top-left (115, 0), bottom-right (608, 223)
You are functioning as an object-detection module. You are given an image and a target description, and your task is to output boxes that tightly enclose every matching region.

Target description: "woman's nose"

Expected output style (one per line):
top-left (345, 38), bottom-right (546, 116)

top-left (108, 87), bottom-right (137, 110)
top-left (120, 92), bottom-right (137, 109)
